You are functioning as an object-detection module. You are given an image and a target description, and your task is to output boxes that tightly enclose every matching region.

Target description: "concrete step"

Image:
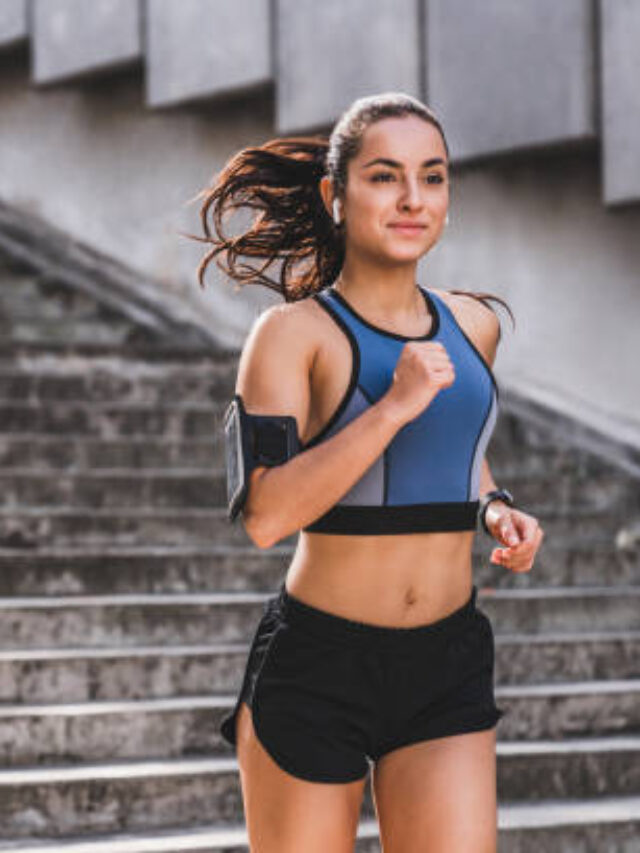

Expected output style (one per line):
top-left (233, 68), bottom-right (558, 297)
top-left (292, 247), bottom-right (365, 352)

top-left (0, 545), bottom-right (288, 596)
top-left (0, 666), bottom-right (639, 766)
top-left (0, 743), bottom-right (637, 841)
top-left (5, 320), bottom-right (137, 348)
top-left (1, 585), bottom-right (639, 650)
top-left (0, 503), bottom-right (629, 550)
top-left (0, 401), bottom-right (220, 439)
top-left (0, 819), bottom-right (377, 853)
top-left (0, 469), bottom-right (225, 510)
top-left (0, 591), bottom-right (270, 649)
top-left (0, 464), bottom-right (630, 514)
top-left (0, 431), bottom-right (615, 488)
top-left (0, 796), bottom-right (640, 852)
top-left (0, 535), bottom-right (635, 597)
top-left (2, 627), bottom-right (640, 704)
top-left (0, 434), bottom-right (220, 470)
top-left (0, 340), bottom-right (228, 360)
top-left (0, 358), bottom-right (235, 405)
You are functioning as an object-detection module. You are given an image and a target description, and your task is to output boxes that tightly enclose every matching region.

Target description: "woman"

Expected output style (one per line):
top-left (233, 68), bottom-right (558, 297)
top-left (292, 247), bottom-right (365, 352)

top-left (193, 92), bottom-right (544, 851)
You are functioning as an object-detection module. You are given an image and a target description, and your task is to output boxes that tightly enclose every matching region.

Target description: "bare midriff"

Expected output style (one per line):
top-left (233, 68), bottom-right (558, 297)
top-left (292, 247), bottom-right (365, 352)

top-left (286, 529), bottom-right (476, 628)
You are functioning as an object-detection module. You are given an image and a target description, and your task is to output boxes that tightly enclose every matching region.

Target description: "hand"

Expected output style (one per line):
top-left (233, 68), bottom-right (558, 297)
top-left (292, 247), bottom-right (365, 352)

top-left (485, 503), bottom-right (544, 573)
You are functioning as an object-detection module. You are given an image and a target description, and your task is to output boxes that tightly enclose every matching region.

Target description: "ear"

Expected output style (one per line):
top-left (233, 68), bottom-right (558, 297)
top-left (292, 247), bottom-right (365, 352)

top-left (318, 175), bottom-right (335, 220)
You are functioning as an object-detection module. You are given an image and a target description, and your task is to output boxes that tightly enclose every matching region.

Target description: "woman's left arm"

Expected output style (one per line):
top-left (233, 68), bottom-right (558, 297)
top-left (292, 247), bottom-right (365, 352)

top-left (446, 289), bottom-right (545, 572)
top-left (478, 457), bottom-right (545, 573)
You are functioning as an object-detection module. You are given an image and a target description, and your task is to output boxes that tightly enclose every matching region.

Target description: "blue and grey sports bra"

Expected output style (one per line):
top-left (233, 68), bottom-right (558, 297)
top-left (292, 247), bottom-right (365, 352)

top-left (300, 285), bottom-right (499, 535)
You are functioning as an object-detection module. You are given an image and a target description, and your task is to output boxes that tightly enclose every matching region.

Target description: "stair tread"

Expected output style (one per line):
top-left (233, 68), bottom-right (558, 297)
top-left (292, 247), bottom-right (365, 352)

top-left (1, 583), bottom-right (638, 608)
top-left (1, 678), bottom-right (640, 717)
top-left (0, 734), bottom-right (639, 783)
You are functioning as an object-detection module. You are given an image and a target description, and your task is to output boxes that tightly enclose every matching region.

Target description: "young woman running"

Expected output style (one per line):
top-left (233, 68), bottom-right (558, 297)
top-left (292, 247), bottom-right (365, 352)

top-left (193, 92), bottom-right (544, 852)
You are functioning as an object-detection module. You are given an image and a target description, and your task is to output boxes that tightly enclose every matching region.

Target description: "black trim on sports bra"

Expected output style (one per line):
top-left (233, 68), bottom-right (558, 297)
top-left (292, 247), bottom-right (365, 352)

top-left (433, 294), bottom-right (500, 401)
top-left (299, 293), bottom-right (361, 451)
top-left (326, 285), bottom-right (440, 342)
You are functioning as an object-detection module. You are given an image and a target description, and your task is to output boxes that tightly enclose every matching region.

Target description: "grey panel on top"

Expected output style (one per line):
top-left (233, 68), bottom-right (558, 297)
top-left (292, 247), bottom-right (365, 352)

top-left (424, 0), bottom-right (596, 162)
top-left (146, 0), bottom-right (271, 108)
top-left (0, 0), bottom-right (27, 47)
top-left (600, 0), bottom-right (640, 205)
top-left (318, 386), bottom-right (385, 506)
top-left (32, 0), bottom-right (141, 84)
top-left (276, 0), bottom-right (422, 134)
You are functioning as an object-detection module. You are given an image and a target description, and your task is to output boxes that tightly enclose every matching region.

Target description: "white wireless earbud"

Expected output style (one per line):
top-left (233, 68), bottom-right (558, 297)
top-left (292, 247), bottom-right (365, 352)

top-left (332, 198), bottom-right (342, 225)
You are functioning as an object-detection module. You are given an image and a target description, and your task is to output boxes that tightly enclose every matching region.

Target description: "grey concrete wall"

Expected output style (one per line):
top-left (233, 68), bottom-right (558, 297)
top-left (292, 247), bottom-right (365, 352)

top-left (0, 0), bottom-right (26, 46)
top-left (426, 0), bottom-right (595, 161)
top-left (600, 0), bottom-right (640, 205)
top-left (32, 0), bottom-right (141, 84)
top-left (276, 0), bottom-right (422, 133)
top-left (146, 0), bottom-right (271, 108)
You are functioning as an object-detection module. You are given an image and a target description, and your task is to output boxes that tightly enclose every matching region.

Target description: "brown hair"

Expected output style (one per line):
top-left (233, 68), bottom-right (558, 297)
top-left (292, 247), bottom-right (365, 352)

top-left (186, 91), bottom-right (515, 333)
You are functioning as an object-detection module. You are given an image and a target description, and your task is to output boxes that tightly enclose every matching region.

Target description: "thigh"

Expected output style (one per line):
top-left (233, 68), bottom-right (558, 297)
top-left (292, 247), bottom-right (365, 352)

top-left (371, 726), bottom-right (498, 853)
top-left (236, 701), bottom-right (368, 853)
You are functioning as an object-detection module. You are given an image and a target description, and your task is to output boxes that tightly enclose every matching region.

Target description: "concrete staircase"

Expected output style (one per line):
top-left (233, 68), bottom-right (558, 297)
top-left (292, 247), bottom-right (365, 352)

top-left (0, 244), bottom-right (639, 851)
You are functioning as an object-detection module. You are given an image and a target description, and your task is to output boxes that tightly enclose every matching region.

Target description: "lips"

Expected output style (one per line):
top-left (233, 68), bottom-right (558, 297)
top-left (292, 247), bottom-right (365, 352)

top-left (388, 223), bottom-right (427, 235)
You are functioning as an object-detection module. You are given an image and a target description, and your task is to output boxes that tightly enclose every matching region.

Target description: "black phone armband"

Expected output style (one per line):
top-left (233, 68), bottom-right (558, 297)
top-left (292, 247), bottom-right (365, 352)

top-left (223, 393), bottom-right (302, 523)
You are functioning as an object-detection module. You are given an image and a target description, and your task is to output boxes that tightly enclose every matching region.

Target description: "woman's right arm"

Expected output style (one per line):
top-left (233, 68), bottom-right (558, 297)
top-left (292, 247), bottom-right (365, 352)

top-left (233, 303), bottom-right (453, 549)
top-left (234, 304), bottom-right (405, 548)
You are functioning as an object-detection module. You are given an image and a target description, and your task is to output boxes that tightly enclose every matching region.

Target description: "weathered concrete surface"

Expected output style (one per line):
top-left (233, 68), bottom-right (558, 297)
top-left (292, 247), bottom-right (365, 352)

top-left (31, 0), bottom-right (141, 84)
top-left (425, 0), bottom-right (595, 160)
top-left (600, 0), bottom-right (640, 205)
top-left (145, 0), bottom-right (271, 108)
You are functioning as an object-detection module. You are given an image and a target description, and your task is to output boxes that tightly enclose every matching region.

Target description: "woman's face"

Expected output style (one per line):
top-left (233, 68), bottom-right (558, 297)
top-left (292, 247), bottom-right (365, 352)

top-left (339, 115), bottom-right (450, 264)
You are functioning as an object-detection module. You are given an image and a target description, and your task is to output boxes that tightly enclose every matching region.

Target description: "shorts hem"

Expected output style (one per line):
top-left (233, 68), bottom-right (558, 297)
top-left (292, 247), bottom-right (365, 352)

top-left (372, 707), bottom-right (505, 762)
top-left (250, 699), bottom-right (370, 785)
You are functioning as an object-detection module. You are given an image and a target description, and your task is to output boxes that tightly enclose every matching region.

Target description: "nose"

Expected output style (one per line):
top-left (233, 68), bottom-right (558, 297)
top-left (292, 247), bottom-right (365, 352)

top-left (398, 177), bottom-right (424, 211)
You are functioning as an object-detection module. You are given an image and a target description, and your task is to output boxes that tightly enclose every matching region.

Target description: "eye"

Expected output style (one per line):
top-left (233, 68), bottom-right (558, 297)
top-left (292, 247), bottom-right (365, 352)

top-left (371, 172), bottom-right (445, 184)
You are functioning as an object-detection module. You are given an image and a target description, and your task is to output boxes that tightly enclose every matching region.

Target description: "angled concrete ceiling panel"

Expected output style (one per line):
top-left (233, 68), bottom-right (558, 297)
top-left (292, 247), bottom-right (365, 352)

top-left (425, 0), bottom-right (596, 162)
top-left (0, 0), bottom-right (27, 47)
top-left (276, 0), bottom-right (422, 134)
top-left (600, 0), bottom-right (640, 205)
top-left (32, 0), bottom-right (142, 85)
top-left (146, 0), bottom-right (271, 108)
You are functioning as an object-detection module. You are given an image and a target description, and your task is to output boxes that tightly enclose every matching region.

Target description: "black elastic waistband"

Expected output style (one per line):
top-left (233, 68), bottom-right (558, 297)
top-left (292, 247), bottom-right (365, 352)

top-left (274, 581), bottom-right (478, 649)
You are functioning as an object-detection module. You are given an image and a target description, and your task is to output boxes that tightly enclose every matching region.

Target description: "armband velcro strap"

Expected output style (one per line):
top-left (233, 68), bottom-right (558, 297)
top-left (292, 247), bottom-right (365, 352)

top-left (223, 393), bottom-right (301, 523)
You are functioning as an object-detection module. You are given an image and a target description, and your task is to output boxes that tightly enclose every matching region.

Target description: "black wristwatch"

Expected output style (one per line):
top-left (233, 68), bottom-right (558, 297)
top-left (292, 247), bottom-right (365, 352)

top-left (478, 488), bottom-right (514, 535)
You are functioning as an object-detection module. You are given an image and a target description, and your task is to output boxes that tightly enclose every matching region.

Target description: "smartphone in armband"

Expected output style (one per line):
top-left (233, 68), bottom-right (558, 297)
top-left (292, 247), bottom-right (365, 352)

top-left (223, 393), bottom-right (301, 523)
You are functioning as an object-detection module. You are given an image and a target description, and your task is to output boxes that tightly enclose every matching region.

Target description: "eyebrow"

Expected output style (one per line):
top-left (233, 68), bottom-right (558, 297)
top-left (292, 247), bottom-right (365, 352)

top-left (361, 157), bottom-right (447, 170)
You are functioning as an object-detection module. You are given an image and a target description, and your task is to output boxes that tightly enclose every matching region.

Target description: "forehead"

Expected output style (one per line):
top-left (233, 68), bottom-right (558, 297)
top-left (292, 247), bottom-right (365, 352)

top-left (355, 115), bottom-right (447, 166)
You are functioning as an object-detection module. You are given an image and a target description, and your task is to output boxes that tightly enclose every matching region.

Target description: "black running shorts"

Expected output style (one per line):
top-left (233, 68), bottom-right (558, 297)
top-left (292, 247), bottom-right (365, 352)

top-left (220, 581), bottom-right (506, 784)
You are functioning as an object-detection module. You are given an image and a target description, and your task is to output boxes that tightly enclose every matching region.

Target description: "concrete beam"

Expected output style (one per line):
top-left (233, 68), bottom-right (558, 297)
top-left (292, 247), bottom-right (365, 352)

top-left (276, 0), bottom-right (422, 134)
top-left (0, 0), bottom-right (27, 47)
top-left (145, 0), bottom-right (271, 108)
top-left (425, 0), bottom-right (596, 162)
top-left (600, 0), bottom-right (640, 205)
top-left (32, 0), bottom-right (141, 85)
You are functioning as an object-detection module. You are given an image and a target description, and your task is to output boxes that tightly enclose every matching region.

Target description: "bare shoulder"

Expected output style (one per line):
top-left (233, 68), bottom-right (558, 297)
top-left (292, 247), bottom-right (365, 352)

top-left (431, 287), bottom-right (501, 367)
top-left (234, 294), bottom-right (321, 423)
